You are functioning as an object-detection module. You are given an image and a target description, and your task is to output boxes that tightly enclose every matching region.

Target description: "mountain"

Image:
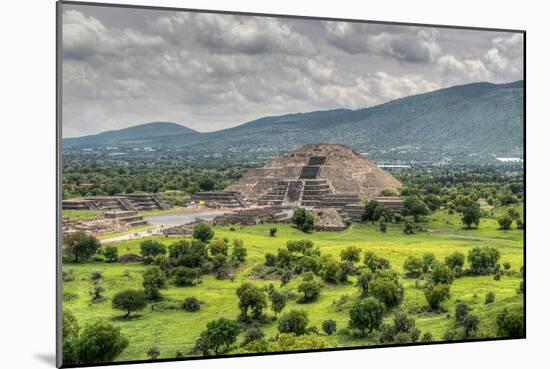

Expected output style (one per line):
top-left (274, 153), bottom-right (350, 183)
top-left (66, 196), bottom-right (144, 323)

top-left (64, 81), bottom-right (524, 163)
top-left (64, 122), bottom-right (197, 146)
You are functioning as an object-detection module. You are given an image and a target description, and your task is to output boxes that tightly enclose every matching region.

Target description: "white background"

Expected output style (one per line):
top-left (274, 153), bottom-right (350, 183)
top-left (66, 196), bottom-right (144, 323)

top-left (0, 0), bottom-right (547, 368)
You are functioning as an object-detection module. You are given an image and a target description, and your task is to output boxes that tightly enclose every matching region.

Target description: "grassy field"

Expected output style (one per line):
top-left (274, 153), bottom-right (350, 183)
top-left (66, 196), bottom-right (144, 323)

top-left (62, 209), bottom-right (101, 221)
top-left (62, 211), bottom-right (524, 361)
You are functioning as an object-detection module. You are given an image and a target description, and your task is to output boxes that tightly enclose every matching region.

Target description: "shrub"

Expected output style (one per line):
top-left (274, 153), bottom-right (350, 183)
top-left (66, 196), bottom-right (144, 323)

top-left (142, 266), bottom-right (167, 300)
top-left (498, 214), bottom-right (513, 230)
top-left (496, 308), bottom-right (525, 338)
top-left (278, 310), bottom-right (309, 336)
top-left (139, 240), bottom-right (166, 264)
top-left (322, 319), bottom-right (337, 335)
top-left (193, 223), bottom-right (214, 243)
top-left (363, 251), bottom-right (390, 272)
top-left (194, 318), bottom-right (240, 355)
top-left (147, 345), bottom-right (160, 360)
top-left (264, 253), bottom-right (277, 266)
top-left (112, 289), bottom-right (147, 318)
top-left (268, 289), bottom-right (287, 316)
top-left (269, 227), bottom-right (277, 237)
top-left (340, 246), bottom-right (362, 264)
top-left (242, 327), bottom-right (265, 346)
top-left (403, 256), bottom-right (423, 278)
top-left (485, 291), bottom-right (496, 305)
top-left (422, 253), bottom-right (437, 273)
top-left (463, 314), bottom-right (480, 338)
top-left (421, 332), bottom-right (433, 342)
top-left (209, 238), bottom-right (229, 256)
top-left (368, 270), bottom-right (404, 307)
top-left (298, 280), bottom-right (321, 303)
top-left (88, 284), bottom-right (105, 303)
top-left (424, 284), bottom-right (450, 311)
top-left (444, 252), bottom-right (465, 270)
top-left (182, 296), bottom-right (201, 312)
top-left (231, 239), bottom-right (247, 263)
top-left (430, 263), bottom-right (455, 285)
top-left (291, 208), bottom-right (315, 232)
top-left (236, 282), bottom-right (267, 320)
top-left (467, 246), bottom-right (500, 275)
top-left (90, 270), bottom-right (103, 281)
top-left (454, 301), bottom-right (470, 326)
top-left (75, 321), bottom-right (129, 364)
top-left (348, 297), bottom-right (385, 335)
top-left (104, 246), bottom-right (119, 263)
top-left (356, 270), bottom-right (373, 297)
top-left (173, 266), bottom-right (202, 286)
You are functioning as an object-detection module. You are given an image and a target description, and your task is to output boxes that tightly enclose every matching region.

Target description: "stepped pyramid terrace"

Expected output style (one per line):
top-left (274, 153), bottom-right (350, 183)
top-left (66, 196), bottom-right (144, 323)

top-left (196, 144), bottom-right (404, 226)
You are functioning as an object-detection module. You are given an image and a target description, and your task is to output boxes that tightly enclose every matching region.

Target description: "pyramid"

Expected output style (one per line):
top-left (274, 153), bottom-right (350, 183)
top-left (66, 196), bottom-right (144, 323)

top-left (225, 144), bottom-right (401, 208)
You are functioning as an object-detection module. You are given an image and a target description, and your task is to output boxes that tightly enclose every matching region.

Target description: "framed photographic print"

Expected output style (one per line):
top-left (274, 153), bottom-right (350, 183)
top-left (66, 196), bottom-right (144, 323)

top-left (57, 1), bottom-right (525, 367)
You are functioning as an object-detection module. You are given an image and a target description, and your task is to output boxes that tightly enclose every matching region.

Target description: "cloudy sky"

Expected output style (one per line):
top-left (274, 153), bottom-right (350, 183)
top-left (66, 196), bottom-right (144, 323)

top-left (62, 4), bottom-right (524, 137)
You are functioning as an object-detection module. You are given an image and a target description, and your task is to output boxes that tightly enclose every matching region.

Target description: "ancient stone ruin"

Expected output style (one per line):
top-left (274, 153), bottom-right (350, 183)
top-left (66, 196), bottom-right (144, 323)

top-left (198, 144), bottom-right (404, 229)
top-left (62, 193), bottom-right (171, 212)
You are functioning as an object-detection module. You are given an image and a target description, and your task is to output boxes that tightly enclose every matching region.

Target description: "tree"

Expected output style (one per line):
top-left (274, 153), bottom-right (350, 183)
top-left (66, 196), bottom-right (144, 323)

top-left (319, 255), bottom-right (341, 283)
top-left (322, 319), bottom-right (337, 335)
top-left (362, 200), bottom-right (381, 223)
top-left (485, 291), bottom-right (496, 304)
top-left (88, 284), bottom-right (105, 303)
top-left (63, 231), bottom-right (100, 262)
top-left (348, 297), bottom-right (385, 335)
top-left (422, 253), bottom-right (437, 273)
top-left (173, 266), bottom-right (202, 286)
top-left (195, 318), bottom-right (241, 355)
top-left (454, 301), bottom-right (470, 326)
top-left (363, 251), bottom-right (390, 272)
top-left (340, 246), bottom-right (361, 264)
top-left (62, 309), bottom-right (80, 365)
top-left (401, 197), bottom-right (429, 221)
top-left (463, 314), bottom-right (480, 338)
top-left (460, 203), bottom-right (481, 229)
top-left (209, 238), bottom-right (228, 256)
top-left (236, 283), bottom-right (267, 320)
top-left (193, 223), bottom-right (214, 243)
top-left (368, 270), bottom-right (404, 308)
top-left (142, 266), bottom-right (166, 300)
top-left (424, 284), bottom-right (450, 310)
top-left (467, 246), bottom-right (500, 275)
top-left (403, 256), bottom-right (423, 278)
top-left (496, 308), bottom-right (525, 337)
top-left (104, 245), bottom-right (119, 263)
top-left (278, 310), bottom-right (309, 336)
top-left (269, 227), bottom-right (278, 237)
top-left (76, 321), bottom-right (129, 364)
top-left (297, 280), bottom-right (321, 303)
top-left (139, 240), bottom-right (166, 264)
top-left (268, 289), bottom-right (287, 316)
top-left (498, 214), bottom-right (513, 230)
top-left (182, 296), bottom-right (201, 312)
top-left (291, 208), bottom-right (315, 232)
top-left (147, 345), bottom-right (160, 360)
top-left (430, 263), bottom-right (455, 285)
top-left (241, 327), bottom-right (265, 346)
top-left (444, 252), bottom-right (465, 270)
top-left (230, 239), bottom-right (247, 263)
top-left (112, 289), bottom-right (147, 318)
top-left (356, 270), bottom-right (373, 297)
top-left (281, 269), bottom-right (292, 286)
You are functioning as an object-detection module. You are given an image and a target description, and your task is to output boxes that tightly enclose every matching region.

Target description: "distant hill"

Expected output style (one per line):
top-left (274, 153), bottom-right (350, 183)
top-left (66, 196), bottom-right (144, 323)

top-left (64, 122), bottom-right (197, 146)
top-left (63, 81), bottom-right (524, 163)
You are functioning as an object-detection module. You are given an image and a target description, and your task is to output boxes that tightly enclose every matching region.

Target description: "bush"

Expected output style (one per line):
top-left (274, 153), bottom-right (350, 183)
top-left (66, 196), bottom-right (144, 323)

top-left (498, 214), bottom-right (513, 230)
top-left (242, 327), bottom-right (265, 346)
top-left (193, 223), bottom-right (214, 243)
top-left (356, 270), bottom-right (373, 297)
top-left (291, 208), bottom-right (315, 232)
top-left (269, 227), bottom-right (277, 237)
top-left (63, 231), bottom-right (101, 262)
top-left (182, 296), bottom-right (201, 312)
top-left (421, 332), bottom-right (433, 342)
top-left (454, 301), bottom-right (470, 326)
top-left (424, 284), bottom-right (450, 311)
top-left (236, 282), bottom-right (267, 320)
top-left (430, 263), bottom-right (455, 285)
top-left (348, 297), bottom-right (385, 335)
top-left (75, 321), bottom-right (129, 364)
top-left (496, 308), bottom-right (525, 338)
top-left (444, 252), bottom-right (465, 270)
top-left (230, 239), bottom-right (247, 264)
top-left (147, 345), bottom-right (160, 360)
top-left (268, 289), bottom-right (287, 316)
top-left (467, 246), bottom-right (500, 275)
top-left (368, 270), bottom-right (404, 308)
top-left (322, 319), bottom-right (337, 335)
top-left (297, 280), bottom-right (321, 303)
top-left (112, 289), bottom-right (147, 318)
top-left (403, 256), bottom-right (423, 278)
top-left (340, 246), bottom-right (362, 264)
top-left (104, 246), bottom-right (119, 263)
top-left (363, 251), bottom-right (390, 272)
top-left (142, 266), bottom-right (166, 300)
top-left (194, 318), bottom-right (241, 355)
top-left (139, 240), bottom-right (166, 264)
top-left (483, 292), bottom-right (495, 306)
top-left (278, 310), bottom-right (309, 336)
top-left (90, 270), bottom-right (103, 281)
top-left (173, 266), bottom-right (202, 286)
top-left (88, 284), bottom-right (105, 303)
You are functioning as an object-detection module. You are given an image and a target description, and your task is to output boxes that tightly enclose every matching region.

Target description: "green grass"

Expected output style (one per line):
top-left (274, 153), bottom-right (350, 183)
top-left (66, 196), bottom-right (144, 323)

top-left (63, 212), bottom-right (524, 361)
top-left (63, 210), bottom-right (101, 221)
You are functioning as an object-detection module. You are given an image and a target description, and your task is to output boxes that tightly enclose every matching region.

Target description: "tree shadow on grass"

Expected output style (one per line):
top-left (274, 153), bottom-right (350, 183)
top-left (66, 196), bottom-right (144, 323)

top-left (111, 314), bottom-right (145, 322)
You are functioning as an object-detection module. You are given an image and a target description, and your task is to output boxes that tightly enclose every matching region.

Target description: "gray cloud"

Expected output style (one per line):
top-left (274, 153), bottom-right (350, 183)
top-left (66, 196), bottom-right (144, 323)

top-left (61, 4), bottom-right (523, 137)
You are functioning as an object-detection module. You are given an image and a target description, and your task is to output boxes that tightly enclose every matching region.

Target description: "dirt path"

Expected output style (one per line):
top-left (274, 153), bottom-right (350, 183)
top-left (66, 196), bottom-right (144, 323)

top-left (100, 226), bottom-right (163, 244)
